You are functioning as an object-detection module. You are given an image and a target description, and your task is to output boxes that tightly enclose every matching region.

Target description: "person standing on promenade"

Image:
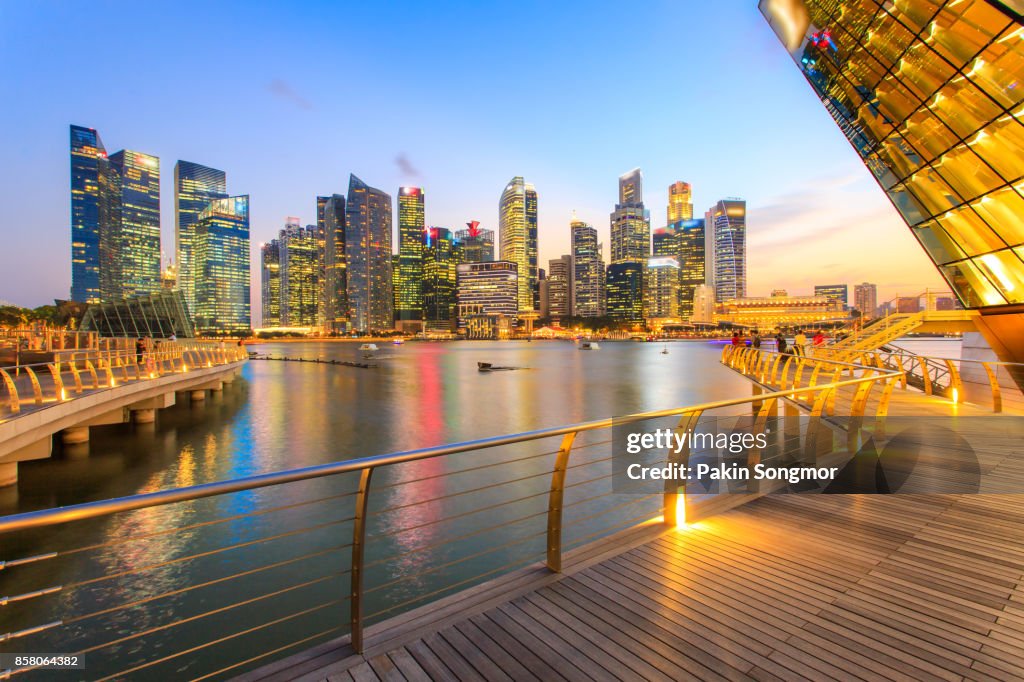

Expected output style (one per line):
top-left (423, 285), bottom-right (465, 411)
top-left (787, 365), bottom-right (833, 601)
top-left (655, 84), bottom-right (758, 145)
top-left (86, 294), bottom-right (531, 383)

top-left (135, 337), bottom-right (145, 365)
top-left (752, 332), bottom-right (762, 349)
top-left (794, 329), bottom-right (807, 356)
top-left (731, 332), bottom-right (741, 346)
top-left (813, 330), bottom-right (826, 348)
top-left (775, 333), bottom-right (787, 354)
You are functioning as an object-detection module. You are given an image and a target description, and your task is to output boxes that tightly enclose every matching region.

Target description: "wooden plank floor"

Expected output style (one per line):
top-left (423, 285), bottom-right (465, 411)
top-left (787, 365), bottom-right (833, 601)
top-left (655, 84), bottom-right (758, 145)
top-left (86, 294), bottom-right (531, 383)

top-left (239, 493), bottom-right (1024, 682)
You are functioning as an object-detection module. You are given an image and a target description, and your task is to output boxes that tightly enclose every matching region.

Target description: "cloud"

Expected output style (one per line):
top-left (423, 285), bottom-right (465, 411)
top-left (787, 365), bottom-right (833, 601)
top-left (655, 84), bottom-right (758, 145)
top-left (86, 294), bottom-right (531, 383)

top-left (394, 153), bottom-right (420, 178)
top-left (266, 79), bottom-right (313, 110)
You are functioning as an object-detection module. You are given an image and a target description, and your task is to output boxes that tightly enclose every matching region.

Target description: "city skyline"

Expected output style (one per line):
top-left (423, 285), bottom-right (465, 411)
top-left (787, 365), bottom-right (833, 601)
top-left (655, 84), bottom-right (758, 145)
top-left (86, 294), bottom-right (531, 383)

top-left (1, 2), bottom-right (950, 310)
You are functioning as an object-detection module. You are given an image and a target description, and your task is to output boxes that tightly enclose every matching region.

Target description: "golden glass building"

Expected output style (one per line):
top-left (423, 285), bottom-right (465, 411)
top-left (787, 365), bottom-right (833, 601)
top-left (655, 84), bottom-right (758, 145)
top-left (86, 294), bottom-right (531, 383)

top-left (499, 176), bottom-right (538, 313)
top-left (760, 0), bottom-right (1024, 359)
top-left (261, 239), bottom-right (282, 327)
top-left (396, 187), bottom-right (425, 323)
top-left (279, 220), bottom-right (319, 327)
top-left (193, 196), bottom-right (250, 335)
top-left (667, 181), bottom-right (694, 222)
top-left (174, 161), bottom-right (227, 316)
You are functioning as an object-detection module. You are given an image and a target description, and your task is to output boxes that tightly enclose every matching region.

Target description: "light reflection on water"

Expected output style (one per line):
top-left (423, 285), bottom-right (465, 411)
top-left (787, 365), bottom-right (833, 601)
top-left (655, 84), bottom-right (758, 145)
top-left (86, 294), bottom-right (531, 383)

top-left (1, 340), bottom-right (753, 680)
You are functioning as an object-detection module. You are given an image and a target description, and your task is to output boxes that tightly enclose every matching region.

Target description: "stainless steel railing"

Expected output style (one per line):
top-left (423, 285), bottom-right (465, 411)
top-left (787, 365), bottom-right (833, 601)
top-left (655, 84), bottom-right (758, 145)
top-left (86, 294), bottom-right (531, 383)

top-left (0, 357), bottom-right (896, 680)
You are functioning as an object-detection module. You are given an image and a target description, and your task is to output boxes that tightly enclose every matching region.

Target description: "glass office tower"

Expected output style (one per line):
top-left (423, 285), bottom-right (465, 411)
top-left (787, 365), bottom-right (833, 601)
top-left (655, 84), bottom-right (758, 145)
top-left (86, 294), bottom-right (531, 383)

top-left (610, 168), bottom-right (651, 264)
top-left (174, 161), bottom-right (227, 314)
top-left (499, 177), bottom-right (539, 313)
top-left (279, 220), bottom-right (319, 327)
top-left (193, 196), bottom-right (250, 335)
top-left (571, 217), bottom-right (606, 317)
top-left (105, 150), bottom-right (161, 301)
top-left (396, 187), bottom-right (425, 322)
top-left (606, 261), bottom-right (645, 324)
top-left (70, 125), bottom-right (107, 303)
top-left (760, 0), bottom-right (1024, 359)
top-left (422, 227), bottom-right (460, 332)
top-left (261, 239), bottom-right (282, 327)
top-left (321, 194), bottom-right (348, 333)
top-left (709, 199), bottom-right (747, 302)
top-left (346, 175), bottom-right (394, 333)
top-left (454, 222), bottom-right (496, 263)
top-left (667, 181), bottom-right (694, 222)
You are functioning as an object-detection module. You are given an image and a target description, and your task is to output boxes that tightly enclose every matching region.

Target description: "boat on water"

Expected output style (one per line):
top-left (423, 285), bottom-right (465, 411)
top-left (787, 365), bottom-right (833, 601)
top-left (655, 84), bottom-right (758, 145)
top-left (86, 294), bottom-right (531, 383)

top-left (477, 361), bottom-right (522, 372)
top-left (392, 338), bottom-right (405, 345)
top-left (661, 345), bottom-right (669, 354)
top-left (580, 341), bottom-right (600, 350)
top-left (359, 343), bottom-right (379, 352)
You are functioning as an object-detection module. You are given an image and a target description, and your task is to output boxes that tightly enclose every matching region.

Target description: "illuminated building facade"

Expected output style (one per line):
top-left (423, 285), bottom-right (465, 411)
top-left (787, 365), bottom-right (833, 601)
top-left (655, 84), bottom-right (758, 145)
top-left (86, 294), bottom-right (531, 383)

top-left (70, 125), bottom-right (107, 303)
top-left (854, 281), bottom-right (878, 318)
top-left (652, 228), bottom-right (676, 257)
top-left (610, 168), bottom-right (651, 263)
top-left (321, 194), bottom-right (348, 333)
top-left (261, 239), bottom-right (281, 327)
top-left (709, 198), bottom-right (746, 302)
top-left (346, 175), bottom-right (394, 333)
top-left (644, 256), bottom-right (681, 320)
top-left (716, 294), bottom-right (848, 329)
top-left (814, 283), bottom-right (849, 306)
top-left (499, 177), bottom-right (538, 312)
top-left (193, 196), bottom-right (250, 335)
top-left (667, 181), bottom-right (694, 222)
top-left (674, 218), bottom-right (709, 319)
top-left (422, 227), bottom-right (460, 332)
top-left (454, 221), bottom-right (495, 263)
top-left (279, 220), bottom-right (319, 327)
top-left (547, 255), bottom-right (574, 318)
top-left (456, 261), bottom-right (519, 338)
top-left (101, 150), bottom-right (161, 301)
top-left (761, 0), bottom-right (1024, 361)
top-left (606, 261), bottom-right (645, 324)
top-left (396, 187), bottom-right (425, 322)
top-left (571, 217), bottom-right (606, 317)
top-left (174, 161), bottom-right (227, 314)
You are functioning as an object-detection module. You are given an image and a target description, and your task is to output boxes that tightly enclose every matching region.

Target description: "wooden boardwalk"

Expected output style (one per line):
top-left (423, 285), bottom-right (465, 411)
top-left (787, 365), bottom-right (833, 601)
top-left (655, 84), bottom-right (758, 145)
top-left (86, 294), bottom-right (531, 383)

top-left (240, 492), bottom-right (1024, 682)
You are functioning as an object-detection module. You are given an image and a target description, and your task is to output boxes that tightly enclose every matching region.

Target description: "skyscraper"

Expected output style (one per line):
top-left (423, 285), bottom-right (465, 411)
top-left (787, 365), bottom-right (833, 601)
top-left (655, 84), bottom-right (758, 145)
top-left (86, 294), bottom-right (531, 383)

top-left (606, 262), bottom-right (645, 324)
top-left (316, 195), bottom-right (329, 331)
top-left (854, 282), bottom-right (878, 320)
top-left (610, 169), bottom-right (651, 264)
top-left (571, 217), bottom-right (605, 318)
top-left (454, 221), bottom-right (495, 263)
top-left (709, 199), bottom-right (746, 302)
top-left (103, 150), bottom-right (161, 300)
top-left (422, 227), bottom-right (459, 332)
top-left (547, 255), bottom-right (574, 318)
top-left (346, 175), bottom-right (393, 332)
top-left (70, 125), bottom-right (107, 303)
top-left (676, 218), bottom-right (709, 320)
top-left (396, 187), bottom-right (425, 324)
top-left (174, 161), bottom-right (227, 314)
top-left (261, 240), bottom-right (281, 327)
top-left (279, 219), bottom-right (318, 327)
top-left (193, 196), bottom-right (250, 335)
top-left (645, 256), bottom-right (681, 320)
top-left (499, 177), bottom-right (538, 313)
top-left (760, 0), bottom-right (1024, 362)
top-left (322, 195), bottom-right (348, 333)
top-left (667, 181), bottom-right (694, 222)
top-left (457, 261), bottom-right (519, 338)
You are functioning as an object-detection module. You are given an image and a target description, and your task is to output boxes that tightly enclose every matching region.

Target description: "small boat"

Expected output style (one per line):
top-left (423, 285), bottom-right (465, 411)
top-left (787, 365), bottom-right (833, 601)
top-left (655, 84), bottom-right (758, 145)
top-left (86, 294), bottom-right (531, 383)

top-left (359, 343), bottom-right (379, 352)
top-left (478, 361), bottom-right (522, 372)
top-left (392, 338), bottom-right (405, 345)
top-left (661, 345), bottom-right (669, 354)
top-left (580, 341), bottom-right (600, 350)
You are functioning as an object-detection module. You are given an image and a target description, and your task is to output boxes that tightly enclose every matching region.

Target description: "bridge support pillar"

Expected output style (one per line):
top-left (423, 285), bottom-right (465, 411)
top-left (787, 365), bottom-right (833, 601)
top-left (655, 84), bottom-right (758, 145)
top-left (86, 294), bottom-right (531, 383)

top-left (190, 389), bottom-right (206, 403)
top-left (131, 408), bottom-right (156, 424)
top-left (0, 462), bottom-right (16, 487)
top-left (210, 381), bottom-right (223, 393)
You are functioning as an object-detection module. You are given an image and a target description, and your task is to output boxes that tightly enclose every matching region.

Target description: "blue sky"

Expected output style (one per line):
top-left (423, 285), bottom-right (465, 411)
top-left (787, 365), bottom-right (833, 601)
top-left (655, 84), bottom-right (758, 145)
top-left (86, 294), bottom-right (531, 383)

top-left (0, 0), bottom-right (947, 310)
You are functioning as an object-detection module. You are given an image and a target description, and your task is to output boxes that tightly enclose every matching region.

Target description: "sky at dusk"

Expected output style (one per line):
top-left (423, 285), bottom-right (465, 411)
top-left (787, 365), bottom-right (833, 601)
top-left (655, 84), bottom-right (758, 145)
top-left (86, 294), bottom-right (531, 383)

top-left (0, 0), bottom-right (949, 313)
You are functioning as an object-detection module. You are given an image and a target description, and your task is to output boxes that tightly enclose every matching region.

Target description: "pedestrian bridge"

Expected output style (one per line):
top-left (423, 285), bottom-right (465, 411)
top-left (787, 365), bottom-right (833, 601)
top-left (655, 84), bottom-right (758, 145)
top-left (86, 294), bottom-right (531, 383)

top-left (0, 340), bottom-right (247, 486)
top-left (0, 345), bottom-right (1021, 681)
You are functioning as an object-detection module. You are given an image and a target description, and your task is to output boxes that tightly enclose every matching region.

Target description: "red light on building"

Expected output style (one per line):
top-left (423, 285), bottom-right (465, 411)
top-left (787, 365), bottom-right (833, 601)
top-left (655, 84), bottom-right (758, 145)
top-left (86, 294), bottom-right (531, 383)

top-left (467, 220), bottom-right (480, 237)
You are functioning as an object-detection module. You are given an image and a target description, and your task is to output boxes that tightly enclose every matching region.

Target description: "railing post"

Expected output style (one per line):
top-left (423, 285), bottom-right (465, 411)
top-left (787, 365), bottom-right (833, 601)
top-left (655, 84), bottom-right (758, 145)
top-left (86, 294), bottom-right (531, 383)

top-left (546, 432), bottom-right (577, 573)
top-left (981, 362), bottom-right (1002, 413)
top-left (23, 366), bottom-right (43, 405)
top-left (0, 368), bottom-right (20, 415)
top-left (944, 359), bottom-right (963, 403)
top-left (350, 466), bottom-right (374, 654)
top-left (665, 410), bottom-right (702, 526)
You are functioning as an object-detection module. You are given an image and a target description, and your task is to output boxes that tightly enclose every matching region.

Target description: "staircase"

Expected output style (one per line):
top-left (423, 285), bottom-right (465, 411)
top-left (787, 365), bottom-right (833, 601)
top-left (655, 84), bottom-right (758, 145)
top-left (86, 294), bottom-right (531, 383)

top-left (826, 312), bottom-right (926, 359)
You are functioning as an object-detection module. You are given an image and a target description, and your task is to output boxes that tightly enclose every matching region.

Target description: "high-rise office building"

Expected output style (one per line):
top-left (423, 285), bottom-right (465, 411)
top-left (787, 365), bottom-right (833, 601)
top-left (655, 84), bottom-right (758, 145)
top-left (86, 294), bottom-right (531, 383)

top-left (610, 168), bottom-right (651, 264)
top-left (457, 261), bottom-right (519, 338)
top-left (606, 262), bottom-right (645, 324)
top-left (652, 228), bottom-right (677, 257)
top-left (645, 256), bottom-right (681, 320)
top-left (261, 240), bottom-right (281, 327)
top-left (174, 161), bottom-right (227, 314)
top-left (571, 217), bottom-right (606, 317)
top-left (675, 218), bottom-right (709, 320)
top-left (422, 227), bottom-right (460, 332)
top-left (815, 284), bottom-right (849, 307)
top-left (279, 219), bottom-right (318, 327)
top-left (760, 0), bottom-right (1024, 362)
top-left (547, 255), bottom-right (574, 318)
top-left (346, 175), bottom-right (393, 332)
top-left (454, 221), bottom-right (495, 263)
top-left (102, 150), bottom-right (162, 301)
top-left (70, 125), bottom-right (107, 303)
top-left (854, 282), bottom-right (878, 320)
top-left (193, 196), bottom-right (250, 335)
top-left (667, 181), bottom-right (694, 222)
top-left (691, 284), bottom-right (715, 324)
top-left (315, 196), bottom-right (329, 331)
top-left (321, 194), bottom-right (348, 333)
top-left (396, 187), bottom-right (425, 323)
top-left (499, 176), bottom-right (538, 313)
top-left (709, 199), bottom-right (746, 302)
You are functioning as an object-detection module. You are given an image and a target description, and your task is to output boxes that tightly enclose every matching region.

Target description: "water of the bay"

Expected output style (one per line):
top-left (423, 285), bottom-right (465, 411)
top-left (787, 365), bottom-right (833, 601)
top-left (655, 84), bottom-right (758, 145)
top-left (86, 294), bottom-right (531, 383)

top-left (2, 339), bottom-right (765, 680)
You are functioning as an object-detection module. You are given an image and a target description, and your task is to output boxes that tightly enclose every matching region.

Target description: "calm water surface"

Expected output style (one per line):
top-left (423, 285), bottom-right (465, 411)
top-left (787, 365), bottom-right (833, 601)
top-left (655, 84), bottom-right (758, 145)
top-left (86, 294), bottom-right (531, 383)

top-left (0, 340), bottom-right (808, 679)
